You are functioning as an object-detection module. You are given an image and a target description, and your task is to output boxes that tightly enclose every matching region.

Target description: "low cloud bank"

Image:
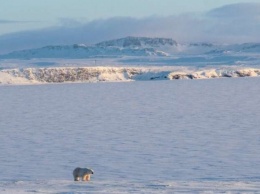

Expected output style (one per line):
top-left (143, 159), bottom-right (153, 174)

top-left (1, 3), bottom-right (260, 54)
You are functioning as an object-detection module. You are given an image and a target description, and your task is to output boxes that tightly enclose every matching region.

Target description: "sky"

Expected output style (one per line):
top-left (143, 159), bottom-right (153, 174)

top-left (0, 0), bottom-right (260, 53)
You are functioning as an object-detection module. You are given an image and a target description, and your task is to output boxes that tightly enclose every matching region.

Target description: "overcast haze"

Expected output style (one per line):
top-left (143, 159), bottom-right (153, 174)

top-left (0, 0), bottom-right (260, 54)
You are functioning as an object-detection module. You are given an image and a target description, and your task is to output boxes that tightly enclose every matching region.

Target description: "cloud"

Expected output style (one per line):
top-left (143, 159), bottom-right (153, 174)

top-left (0, 20), bottom-right (38, 24)
top-left (204, 3), bottom-right (260, 42)
top-left (0, 3), bottom-right (260, 54)
top-left (207, 3), bottom-right (260, 18)
top-left (0, 20), bottom-right (17, 24)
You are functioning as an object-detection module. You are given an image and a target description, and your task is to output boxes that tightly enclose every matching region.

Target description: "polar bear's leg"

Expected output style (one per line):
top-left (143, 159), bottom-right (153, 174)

top-left (73, 167), bottom-right (80, 181)
top-left (82, 174), bottom-right (90, 181)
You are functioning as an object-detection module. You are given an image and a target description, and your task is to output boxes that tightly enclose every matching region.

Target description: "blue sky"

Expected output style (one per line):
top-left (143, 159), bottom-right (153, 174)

top-left (0, 0), bottom-right (260, 53)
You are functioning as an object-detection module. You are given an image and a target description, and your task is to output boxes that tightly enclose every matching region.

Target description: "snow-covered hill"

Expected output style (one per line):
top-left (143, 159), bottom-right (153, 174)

top-left (0, 37), bottom-right (177, 59)
top-left (1, 36), bottom-right (260, 60)
top-left (0, 44), bottom-right (168, 59)
top-left (96, 36), bottom-right (177, 48)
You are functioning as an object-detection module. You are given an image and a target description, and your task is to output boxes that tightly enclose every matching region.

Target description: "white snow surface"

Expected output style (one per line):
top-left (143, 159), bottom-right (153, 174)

top-left (1, 180), bottom-right (259, 193)
top-left (0, 78), bottom-right (260, 193)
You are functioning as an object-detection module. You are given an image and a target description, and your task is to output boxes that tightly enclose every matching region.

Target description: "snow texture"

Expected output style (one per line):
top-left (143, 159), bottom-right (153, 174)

top-left (0, 78), bottom-right (260, 193)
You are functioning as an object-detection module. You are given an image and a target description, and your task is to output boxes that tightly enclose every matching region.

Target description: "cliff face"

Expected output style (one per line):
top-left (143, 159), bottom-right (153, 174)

top-left (1, 66), bottom-right (260, 85)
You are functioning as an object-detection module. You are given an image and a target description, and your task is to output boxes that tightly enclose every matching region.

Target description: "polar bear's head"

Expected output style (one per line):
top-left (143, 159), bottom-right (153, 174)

top-left (86, 168), bottom-right (94, 174)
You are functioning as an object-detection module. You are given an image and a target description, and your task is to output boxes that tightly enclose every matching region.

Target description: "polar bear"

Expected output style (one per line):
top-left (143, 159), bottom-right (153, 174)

top-left (73, 167), bottom-right (94, 181)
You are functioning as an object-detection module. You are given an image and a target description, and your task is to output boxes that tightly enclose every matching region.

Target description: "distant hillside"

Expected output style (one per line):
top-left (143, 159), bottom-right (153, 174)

top-left (0, 36), bottom-right (260, 59)
top-left (96, 36), bottom-right (177, 47)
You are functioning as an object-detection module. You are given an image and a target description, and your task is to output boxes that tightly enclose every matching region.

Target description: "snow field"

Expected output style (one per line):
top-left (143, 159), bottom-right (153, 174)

top-left (0, 78), bottom-right (259, 193)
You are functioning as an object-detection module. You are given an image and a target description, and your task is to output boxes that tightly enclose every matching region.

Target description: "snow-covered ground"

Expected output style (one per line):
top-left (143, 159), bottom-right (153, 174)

top-left (0, 78), bottom-right (259, 193)
top-left (1, 180), bottom-right (259, 193)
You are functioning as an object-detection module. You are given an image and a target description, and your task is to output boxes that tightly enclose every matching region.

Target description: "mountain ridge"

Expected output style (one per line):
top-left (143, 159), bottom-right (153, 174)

top-left (1, 36), bottom-right (260, 59)
top-left (96, 36), bottom-right (178, 48)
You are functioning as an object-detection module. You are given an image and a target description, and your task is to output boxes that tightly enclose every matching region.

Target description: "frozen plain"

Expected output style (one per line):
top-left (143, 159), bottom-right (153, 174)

top-left (0, 77), bottom-right (260, 193)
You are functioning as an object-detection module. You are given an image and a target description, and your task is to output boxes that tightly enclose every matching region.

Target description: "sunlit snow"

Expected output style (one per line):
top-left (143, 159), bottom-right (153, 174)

top-left (0, 79), bottom-right (259, 193)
